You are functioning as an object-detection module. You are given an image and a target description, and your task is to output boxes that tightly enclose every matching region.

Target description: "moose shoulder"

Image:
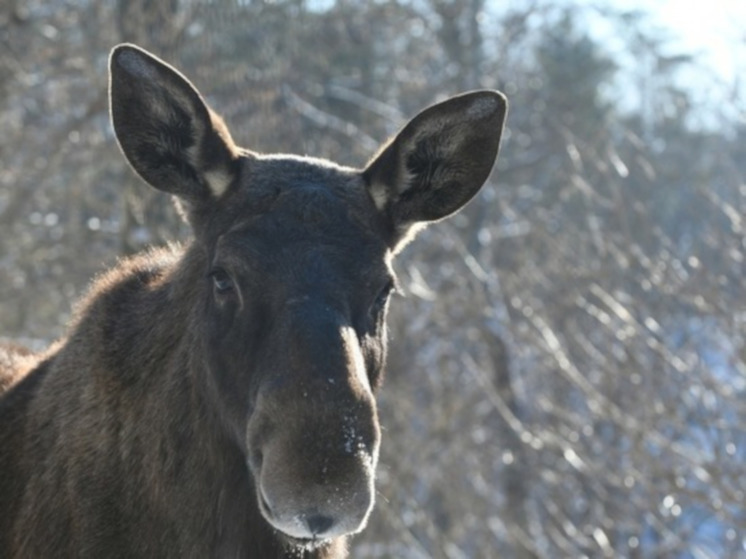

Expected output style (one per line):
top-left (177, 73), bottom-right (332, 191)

top-left (0, 44), bottom-right (506, 558)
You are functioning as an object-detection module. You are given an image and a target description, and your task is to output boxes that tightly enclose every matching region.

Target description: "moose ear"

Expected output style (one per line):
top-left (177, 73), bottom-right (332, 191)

top-left (109, 44), bottom-right (238, 208)
top-left (363, 90), bottom-right (507, 250)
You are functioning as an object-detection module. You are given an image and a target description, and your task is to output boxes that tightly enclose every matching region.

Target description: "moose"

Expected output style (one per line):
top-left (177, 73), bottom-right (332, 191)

top-left (0, 44), bottom-right (506, 558)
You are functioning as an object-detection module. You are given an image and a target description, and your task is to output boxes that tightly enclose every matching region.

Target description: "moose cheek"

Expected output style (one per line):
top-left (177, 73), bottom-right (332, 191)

top-left (205, 296), bottom-right (235, 337)
top-left (203, 313), bottom-right (264, 430)
top-left (206, 283), bottom-right (253, 342)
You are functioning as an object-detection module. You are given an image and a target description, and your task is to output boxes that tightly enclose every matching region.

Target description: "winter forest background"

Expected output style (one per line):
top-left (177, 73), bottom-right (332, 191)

top-left (1, 1), bottom-right (745, 557)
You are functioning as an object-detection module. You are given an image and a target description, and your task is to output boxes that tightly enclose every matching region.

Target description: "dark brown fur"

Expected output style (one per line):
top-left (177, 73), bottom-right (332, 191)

top-left (0, 44), bottom-right (506, 558)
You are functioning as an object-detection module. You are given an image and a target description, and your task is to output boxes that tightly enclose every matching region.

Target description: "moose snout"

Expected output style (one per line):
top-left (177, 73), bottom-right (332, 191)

top-left (253, 425), bottom-right (378, 542)
top-left (247, 303), bottom-right (381, 541)
top-left (258, 465), bottom-right (375, 541)
top-left (247, 386), bottom-right (380, 542)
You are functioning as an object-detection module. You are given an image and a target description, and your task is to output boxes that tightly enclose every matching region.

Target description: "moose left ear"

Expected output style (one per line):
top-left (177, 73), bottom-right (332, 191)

top-left (109, 44), bottom-right (239, 209)
top-left (363, 90), bottom-right (507, 250)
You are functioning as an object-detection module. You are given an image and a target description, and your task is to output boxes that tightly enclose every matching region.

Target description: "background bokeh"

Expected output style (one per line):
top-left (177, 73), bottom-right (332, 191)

top-left (1, 1), bottom-right (745, 557)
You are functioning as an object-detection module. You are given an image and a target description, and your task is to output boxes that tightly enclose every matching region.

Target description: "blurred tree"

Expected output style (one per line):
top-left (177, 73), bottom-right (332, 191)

top-left (1, 1), bottom-right (744, 557)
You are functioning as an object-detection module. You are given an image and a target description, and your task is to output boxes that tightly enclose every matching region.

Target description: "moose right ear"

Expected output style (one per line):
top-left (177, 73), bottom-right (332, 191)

top-left (109, 44), bottom-right (239, 208)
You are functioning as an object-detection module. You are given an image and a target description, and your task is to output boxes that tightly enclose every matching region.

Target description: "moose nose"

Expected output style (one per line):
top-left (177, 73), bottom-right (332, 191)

top-left (305, 513), bottom-right (335, 536)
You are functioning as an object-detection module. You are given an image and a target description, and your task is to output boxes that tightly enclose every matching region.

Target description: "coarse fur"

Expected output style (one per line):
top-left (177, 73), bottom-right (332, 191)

top-left (0, 44), bottom-right (507, 558)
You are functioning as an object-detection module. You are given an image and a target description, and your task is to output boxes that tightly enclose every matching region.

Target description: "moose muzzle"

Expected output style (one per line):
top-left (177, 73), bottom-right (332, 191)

top-left (246, 302), bottom-right (381, 542)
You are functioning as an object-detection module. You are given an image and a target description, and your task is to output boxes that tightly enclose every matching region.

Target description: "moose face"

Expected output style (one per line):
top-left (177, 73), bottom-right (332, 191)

top-left (199, 158), bottom-right (389, 544)
top-left (108, 44), bottom-right (506, 548)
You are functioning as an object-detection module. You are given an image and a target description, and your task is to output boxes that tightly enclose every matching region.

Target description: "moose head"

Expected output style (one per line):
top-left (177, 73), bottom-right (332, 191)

top-left (107, 44), bottom-right (506, 551)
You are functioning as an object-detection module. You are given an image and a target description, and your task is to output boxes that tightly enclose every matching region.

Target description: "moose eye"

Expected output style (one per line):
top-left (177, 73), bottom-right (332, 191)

top-left (209, 268), bottom-right (234, 294)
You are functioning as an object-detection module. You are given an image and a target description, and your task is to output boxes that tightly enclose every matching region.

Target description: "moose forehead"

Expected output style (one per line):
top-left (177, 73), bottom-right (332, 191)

top-left (209, 155), bottom-right (391, 281)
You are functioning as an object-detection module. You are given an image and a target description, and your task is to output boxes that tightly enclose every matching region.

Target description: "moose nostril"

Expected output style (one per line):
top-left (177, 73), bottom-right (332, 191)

top-left (305, 513), bottom-right (335, 536)
top-left (260, 492), bottom-right (274, 518)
